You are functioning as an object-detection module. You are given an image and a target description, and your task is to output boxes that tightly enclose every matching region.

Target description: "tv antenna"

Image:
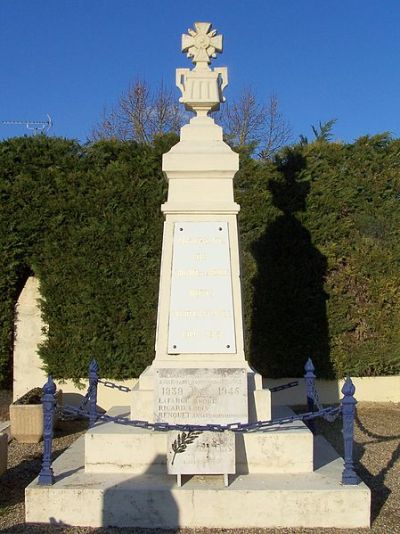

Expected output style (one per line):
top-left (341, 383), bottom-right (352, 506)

top-left (1, 114), bottom-right (52, 134)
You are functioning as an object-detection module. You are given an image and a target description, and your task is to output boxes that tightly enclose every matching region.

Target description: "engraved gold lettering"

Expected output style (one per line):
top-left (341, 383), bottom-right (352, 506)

top-left (171, 310), bottom-right (231, 319)
top-left (207, 269), bottom-right (228, 277)
top-left (206, 330), bottom-right (222, 339)
top-left (193, 253), bottom-right (207, 261)
top-left (189, 289), bottom-right (215, 298)
top-left (177, 237), bottom-right (225, 245)
top-left (184, 330), bottom-right (198, 338)
top-left (175, 269), bottom-right (201, 277)
top-left (174, 269), bottom-right (229, 277)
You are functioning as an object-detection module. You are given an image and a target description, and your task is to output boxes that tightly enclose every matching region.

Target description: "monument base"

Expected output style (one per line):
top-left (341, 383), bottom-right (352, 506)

top-left (131, 364), bottom-right (271, 422)
top-left (85, 406), bottom-right (312, 475)
top-left (25, 405), bottom-right (370, 529)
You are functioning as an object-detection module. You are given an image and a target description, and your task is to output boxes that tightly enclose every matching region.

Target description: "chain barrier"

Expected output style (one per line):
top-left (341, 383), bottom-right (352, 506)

top-left (79, 383), bottom-right (96, 409)
top-left (269, 380), bottom-right (299, 393)
top-left (57, 378), bottom-right (130, 420)
top-left (310, 382), bottom-right (341, 423)
top-left (311, 382), bottom-right (322, 411)
top-left (59, 377), bottom-right (340, 426)
top-left (56, 383), bottom-right (96, 421)
top-left (61, 403), bottom-right (341, 433)
top-left (60, 368), bottom-right (340, 427)
top-left (98, 379), bottom-right (131, 393)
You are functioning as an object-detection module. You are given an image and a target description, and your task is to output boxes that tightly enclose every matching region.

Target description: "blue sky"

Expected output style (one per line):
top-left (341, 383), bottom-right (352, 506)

top-left (1, 1), bottom-right (399, 143)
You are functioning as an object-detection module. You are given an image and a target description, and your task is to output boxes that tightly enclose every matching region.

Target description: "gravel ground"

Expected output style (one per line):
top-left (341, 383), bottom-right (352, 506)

top-left (0, 391), bottom-right (399, 534)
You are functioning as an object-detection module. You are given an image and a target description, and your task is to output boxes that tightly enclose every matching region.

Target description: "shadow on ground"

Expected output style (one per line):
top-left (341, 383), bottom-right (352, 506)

top-left (0, 419), bottom-right (87, 512)
top-left (315, 404), bottom-right (400, 526)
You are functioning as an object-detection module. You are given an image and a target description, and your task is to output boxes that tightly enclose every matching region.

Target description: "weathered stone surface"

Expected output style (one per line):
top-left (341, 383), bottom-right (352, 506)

top-left (26, 434), bottom-right (371, 528)
top-left (13, 277), bottom-right (47, 402)
top-left (167, 430), bottom-right (235, 476)
top-left (86, 406), bottom-right (312, 475)
top-left (154, 367), bottom-right (247, 424)
top-left (10, 404), bottom-right (43, 443)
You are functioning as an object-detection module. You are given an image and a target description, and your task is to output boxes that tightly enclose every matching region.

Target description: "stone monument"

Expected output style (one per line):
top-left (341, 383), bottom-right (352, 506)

top-left (25, 22), bottom-right (370, 529)
top-left (131, 19), bottom-right (270, 444)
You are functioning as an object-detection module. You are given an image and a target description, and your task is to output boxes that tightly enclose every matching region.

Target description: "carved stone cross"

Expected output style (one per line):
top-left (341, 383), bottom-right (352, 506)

top-left (182, 22), bottom-right (223, 70)
top-left (177, 22), bottom-right (227, 115)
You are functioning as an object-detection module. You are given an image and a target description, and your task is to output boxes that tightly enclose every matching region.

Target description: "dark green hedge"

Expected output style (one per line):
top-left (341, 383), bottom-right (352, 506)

top-left (238, 135), bottom-right (400, 378)
top-left (0, 133), bottom-right (399, 385)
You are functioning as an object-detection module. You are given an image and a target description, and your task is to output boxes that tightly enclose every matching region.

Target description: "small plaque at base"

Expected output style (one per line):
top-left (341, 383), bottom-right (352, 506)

top-left (167, 430), bottom-right (235, 480)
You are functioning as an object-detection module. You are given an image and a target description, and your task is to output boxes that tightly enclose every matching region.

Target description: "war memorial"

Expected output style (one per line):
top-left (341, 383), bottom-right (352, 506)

top-left (25, 22), bottom-right (371, 529)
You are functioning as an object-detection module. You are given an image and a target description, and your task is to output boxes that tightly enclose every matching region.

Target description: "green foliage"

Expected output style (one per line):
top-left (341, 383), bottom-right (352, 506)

top-left (0, 135), bottom-right (82, 385)
top-left (0, 135), bottom-right (174, 385)
top-left (0, 132), bottom-right (399, 385)
top-left (311, 119), bottom-right (337, 142)
top-left (299, 118), bottom-right (337, 145)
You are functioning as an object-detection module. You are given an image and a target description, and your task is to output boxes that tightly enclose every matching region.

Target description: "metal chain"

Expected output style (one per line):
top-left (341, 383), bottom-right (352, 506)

top-left (310, 382), bottom-right (341, 423)
top-left (56, 379), bottom-right (130, 421)
top-left (56, 383), bottom-right (95, 421)
top-left (61, 379), bottom-right (340, 426)
top-left (79, 383), bottom-right (96, 410)
top-left (312, 382), bottom-right (323, 411)
top-left (61, 404), bottom-right (341, 433)
top-left (325, 411), bottom-right (341, 423)
top-left (55, 406), bottom-right (74, 420)
top-left (269, 381), bottom-right (299, 393)
top-left (98, 379), bottom-right (131, 393)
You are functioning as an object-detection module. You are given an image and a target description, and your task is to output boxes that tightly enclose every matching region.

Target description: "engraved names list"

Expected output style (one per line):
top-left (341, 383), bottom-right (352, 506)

top-left (167, 222), bottom-right (236, 354)
top-left (155, 368), bottom-right (247, 424)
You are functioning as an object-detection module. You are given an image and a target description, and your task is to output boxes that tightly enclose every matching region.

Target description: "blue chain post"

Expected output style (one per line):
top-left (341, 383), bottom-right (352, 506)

top-left (89, 359), bottom-right (99, 428)
top-left (38, 376), bottom-right (57, 485)
top-left (304, 357), bottom-right (316, 433)
top-left (341, 376), bottom-right (359, 485)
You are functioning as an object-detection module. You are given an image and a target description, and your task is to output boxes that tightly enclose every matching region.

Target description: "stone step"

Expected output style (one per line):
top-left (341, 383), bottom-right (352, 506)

top-left (85, 405), bottom-right (313, 474)
top-left (26, 434), bottom-right (370, 529)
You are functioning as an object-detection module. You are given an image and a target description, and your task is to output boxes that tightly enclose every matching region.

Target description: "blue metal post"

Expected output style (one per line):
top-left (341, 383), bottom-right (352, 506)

top-left (304, 358), bottom-right (316, 432)
top-left (89, 359), bottom-right (99, 428)
top-left (341, 376), bottom-right (358, 485)
top-left (38, 376), bottom-right (56, 485)
top-left (304, 358), bottom-right (316, 412)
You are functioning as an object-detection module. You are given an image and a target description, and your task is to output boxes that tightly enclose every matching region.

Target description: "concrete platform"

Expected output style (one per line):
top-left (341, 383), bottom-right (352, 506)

top-left (26, 432), bottom-right (370, 528)
top-left (85, 406), bottom-right (313, 475)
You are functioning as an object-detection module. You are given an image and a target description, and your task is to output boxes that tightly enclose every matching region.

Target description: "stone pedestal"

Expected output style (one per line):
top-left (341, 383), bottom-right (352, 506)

top-left (26, 406), bottom-right (370, 528)
top-left (130, 63), bottom-right (271, 470)
top-left (131, 93), bottom-right (270, 438)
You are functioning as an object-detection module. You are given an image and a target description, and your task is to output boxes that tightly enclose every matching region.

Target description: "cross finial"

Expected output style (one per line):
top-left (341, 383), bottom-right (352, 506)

top-left (182, 22), bottom-right (223, 70)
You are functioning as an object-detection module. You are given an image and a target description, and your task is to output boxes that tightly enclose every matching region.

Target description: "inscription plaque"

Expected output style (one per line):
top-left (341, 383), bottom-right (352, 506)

top-left (154, 367), bottom-right (247, 424)
top-left (168, 222), bottom-right (236, 354)
top-left (167, 430), bottom-right (235, 477)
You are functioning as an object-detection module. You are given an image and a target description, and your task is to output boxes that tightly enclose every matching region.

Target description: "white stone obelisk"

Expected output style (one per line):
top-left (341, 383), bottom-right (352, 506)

top-left (131, 22), bottom-right (270, 424)
top-left (157, 22), bottom-right (243, 368)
